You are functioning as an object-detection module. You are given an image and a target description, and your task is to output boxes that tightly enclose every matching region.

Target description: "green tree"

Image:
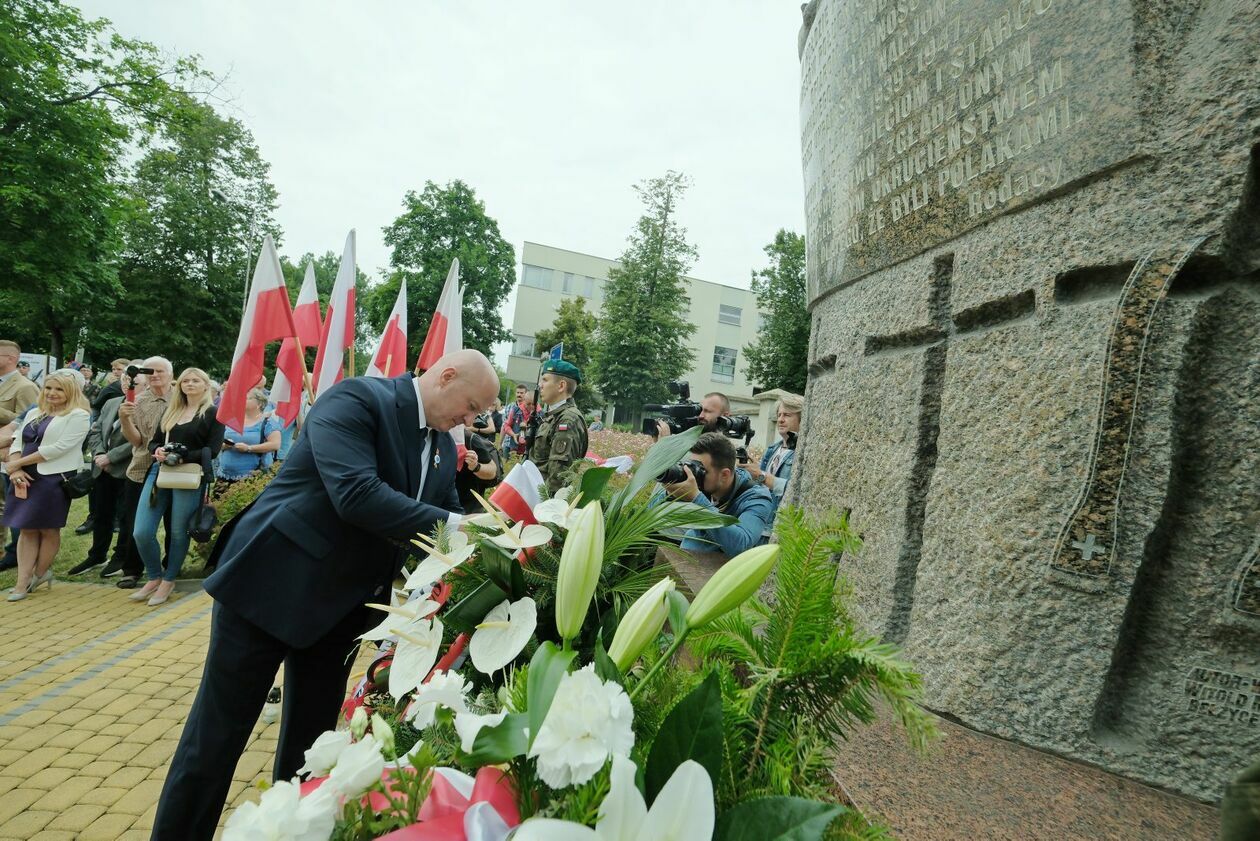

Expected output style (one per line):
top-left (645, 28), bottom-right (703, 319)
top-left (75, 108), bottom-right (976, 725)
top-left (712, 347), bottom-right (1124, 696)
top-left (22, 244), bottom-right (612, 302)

top-left (591, 171), bottom-right (697, 417)
top-left (373, 180), bottom-right (516, 361)
top-left (0, 0), bottom-right (210, 360)
top-left (532, 297), bottom-right (602, 414)
top-left (742, 230), bottom-right (808, 394)
top-left (92, 101), bottom-right (280, 376)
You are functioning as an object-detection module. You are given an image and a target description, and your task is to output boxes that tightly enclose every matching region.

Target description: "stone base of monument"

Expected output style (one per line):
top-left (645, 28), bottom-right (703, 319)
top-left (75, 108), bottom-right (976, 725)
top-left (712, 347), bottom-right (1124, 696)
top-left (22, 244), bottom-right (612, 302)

top-left (656, 545), bottom-right (1222, 839)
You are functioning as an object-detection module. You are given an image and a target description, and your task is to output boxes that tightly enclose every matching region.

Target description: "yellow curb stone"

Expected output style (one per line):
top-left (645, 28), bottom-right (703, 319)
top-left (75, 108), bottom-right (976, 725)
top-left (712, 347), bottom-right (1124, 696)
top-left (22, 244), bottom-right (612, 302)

top-left (46, 803), bottom-right (107, 832)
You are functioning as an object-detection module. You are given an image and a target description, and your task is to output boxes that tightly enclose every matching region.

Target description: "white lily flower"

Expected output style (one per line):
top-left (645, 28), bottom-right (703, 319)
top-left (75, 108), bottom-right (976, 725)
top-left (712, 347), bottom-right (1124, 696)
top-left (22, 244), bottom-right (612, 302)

top-left (453, 709), bottom-right (510, 753)
top-left (359, 598), bottom-right (440, 642)
top-left (527, 664), bottom-right (633, 788)
top-left (469, 597), bottom-right (537, 675)
top-left (534, 488), bottom-right (583, 529)
top-left (511, 756), bottom-right (714, 841)
top-left (488, 522), bottom-right (553, 551)
top-left (388, 616), bottom-right (445, 699)
top-left (404, 531), bottom-right (476, 591)
top-left (296, 728), bottom-right (353, 778)
top-left (222, 778), bottom-right (338, 841)
top-left (405, 670), bottom-right (471, 729)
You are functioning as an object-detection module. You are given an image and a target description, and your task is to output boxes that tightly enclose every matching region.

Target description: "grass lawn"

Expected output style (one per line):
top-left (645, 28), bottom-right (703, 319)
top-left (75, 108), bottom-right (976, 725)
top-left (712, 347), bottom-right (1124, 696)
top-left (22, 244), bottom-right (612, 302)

top-left (0, 494), bottom-right (204, 593)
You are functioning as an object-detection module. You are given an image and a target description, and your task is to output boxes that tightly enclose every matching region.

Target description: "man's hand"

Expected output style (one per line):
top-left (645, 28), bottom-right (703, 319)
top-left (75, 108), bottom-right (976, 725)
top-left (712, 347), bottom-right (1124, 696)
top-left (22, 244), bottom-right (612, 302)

top-left (463, 449), bottom-right (479, 471)
top-left (655, 420), bottom-right (672, 438)
top-left (93, 454), bottom-right (111, 469)
top-left (118, 401), bottom-right (136, 420)
top-left (744, 463), bottom-right (763, 482)
top-left (663, 465), bottom-right (700, 502)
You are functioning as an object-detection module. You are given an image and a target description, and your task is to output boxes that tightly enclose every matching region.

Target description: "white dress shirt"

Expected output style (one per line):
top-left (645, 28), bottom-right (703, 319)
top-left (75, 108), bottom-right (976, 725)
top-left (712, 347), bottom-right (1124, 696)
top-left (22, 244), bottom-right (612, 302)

top-left (412, 377), bottom-right (462, 526)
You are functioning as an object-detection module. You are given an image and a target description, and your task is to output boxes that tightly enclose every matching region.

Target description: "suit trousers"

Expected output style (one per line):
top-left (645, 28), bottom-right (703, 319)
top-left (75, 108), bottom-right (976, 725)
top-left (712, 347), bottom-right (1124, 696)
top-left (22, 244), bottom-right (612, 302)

top-left (151, 599), bottom-right (369, 841)
top-left (86, 472), bottom-right (126, 564)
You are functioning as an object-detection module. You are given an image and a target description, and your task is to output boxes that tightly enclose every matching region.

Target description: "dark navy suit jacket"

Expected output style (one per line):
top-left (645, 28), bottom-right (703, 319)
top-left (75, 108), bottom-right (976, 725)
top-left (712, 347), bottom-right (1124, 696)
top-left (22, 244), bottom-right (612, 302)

top-left (204, 374), bottom-right (461, 648)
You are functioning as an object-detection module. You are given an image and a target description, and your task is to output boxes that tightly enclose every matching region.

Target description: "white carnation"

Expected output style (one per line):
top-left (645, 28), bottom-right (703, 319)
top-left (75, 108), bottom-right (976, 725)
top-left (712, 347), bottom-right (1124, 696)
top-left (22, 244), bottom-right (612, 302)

top-left (527, 664), bottom-right (634, 788)
top-left (223, 778), bottom-right (338, 841)
top-left (327, 738), bottom-right (385, 797)
top-left (296, 729), bottom-right (352, 778)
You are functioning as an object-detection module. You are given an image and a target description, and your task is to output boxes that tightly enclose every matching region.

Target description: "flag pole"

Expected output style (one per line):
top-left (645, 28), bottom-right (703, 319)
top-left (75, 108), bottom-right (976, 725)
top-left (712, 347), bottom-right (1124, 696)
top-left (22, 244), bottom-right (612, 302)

top-left (348, 345), bottom-right (356, 378)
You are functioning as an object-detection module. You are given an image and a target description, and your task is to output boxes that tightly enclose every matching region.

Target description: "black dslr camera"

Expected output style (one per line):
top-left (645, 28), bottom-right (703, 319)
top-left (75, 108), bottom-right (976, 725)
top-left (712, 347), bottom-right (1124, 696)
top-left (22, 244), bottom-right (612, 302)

top-left (715, 414), bottom-right (756, 464)
top-left (658, 458), bottom-right (707, 489)
top-left (162, 442), bottom-right (190, 466)
top-left (641, 380), bottom-right (701, 436)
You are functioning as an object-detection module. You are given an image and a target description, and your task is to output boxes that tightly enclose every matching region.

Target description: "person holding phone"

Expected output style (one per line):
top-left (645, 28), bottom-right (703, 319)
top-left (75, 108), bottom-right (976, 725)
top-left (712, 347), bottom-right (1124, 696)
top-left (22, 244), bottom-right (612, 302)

top-left (214, 388), bottom-right (281, 487)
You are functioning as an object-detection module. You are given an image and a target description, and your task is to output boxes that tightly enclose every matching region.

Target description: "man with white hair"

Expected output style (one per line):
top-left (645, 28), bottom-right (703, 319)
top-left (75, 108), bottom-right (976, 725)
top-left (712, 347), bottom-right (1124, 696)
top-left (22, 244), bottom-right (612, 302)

top-left (153, 350), bottom-right (501, 840)
top-left (108, 357), bottom-right (173, 585)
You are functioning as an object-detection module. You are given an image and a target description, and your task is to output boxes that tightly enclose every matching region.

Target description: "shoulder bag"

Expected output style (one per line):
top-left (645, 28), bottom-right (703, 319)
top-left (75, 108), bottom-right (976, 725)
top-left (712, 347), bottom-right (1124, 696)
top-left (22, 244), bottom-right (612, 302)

top-left (156, 429), bottom-right (203, 490)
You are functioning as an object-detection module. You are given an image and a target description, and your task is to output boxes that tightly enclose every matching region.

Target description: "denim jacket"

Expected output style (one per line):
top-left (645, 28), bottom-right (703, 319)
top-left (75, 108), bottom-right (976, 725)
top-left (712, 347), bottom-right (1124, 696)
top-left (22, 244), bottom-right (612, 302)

top-left (760, 439), bottom-right (796, 508)
top-left (653, 467), bottom-right (774, 557)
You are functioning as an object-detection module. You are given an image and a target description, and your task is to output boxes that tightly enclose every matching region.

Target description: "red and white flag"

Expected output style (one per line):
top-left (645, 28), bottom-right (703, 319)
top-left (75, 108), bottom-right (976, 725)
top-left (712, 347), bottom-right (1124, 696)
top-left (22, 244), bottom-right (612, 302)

top-left (414, 259), bottom-right (468, 465)
top-left (312, 230), bottom-right (357, 395)
top-left (217, 235), bottom-right (297, 433)
top-left (366, 279), bottom-right (408, 379)
top-left (272, 262), bottom-right (323, 425)
top-left (490, 460), bottom-right (545, 525)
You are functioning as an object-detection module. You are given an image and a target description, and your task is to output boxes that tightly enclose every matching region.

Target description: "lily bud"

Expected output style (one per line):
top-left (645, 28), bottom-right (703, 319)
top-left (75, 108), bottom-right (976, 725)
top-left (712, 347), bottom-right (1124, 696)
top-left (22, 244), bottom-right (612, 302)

top-left (350, 706), bottom-right (369, 740)
top-left (685, 544), bottom-right (779, 629)
top-left (370, 712), bottom-right (395, 758)
top-left (554, 502), bottom-right (605, 642)
top-left (608, 577), bottom-right (676, 672)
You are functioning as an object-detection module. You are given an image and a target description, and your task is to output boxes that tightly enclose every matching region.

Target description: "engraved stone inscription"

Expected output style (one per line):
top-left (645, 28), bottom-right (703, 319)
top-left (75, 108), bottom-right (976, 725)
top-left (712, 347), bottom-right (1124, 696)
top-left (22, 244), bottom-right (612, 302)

top-left (1183, 667), bottom-right (1260, 729)
top-left (800, 0), bottom-right (1140, 297)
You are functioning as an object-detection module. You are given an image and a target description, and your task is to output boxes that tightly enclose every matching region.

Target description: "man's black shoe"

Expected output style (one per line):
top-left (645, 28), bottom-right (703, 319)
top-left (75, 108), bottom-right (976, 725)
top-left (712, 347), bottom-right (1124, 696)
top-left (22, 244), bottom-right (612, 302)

top-left (99, 559), bottom-right (124, 578)
top-left (68, 557), bottom-right (105, 575)
top-left (0, 557), bottom-right (16, 572)
top-left (116, 576), bottom-right (140, 589)
top-left (74, 519), bottom-right (95, 536)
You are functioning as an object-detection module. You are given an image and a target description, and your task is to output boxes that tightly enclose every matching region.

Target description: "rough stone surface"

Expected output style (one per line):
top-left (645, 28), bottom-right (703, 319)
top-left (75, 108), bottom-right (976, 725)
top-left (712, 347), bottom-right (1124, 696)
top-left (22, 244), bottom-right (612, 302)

top-left (795, 0), bottom-right (1260, 804)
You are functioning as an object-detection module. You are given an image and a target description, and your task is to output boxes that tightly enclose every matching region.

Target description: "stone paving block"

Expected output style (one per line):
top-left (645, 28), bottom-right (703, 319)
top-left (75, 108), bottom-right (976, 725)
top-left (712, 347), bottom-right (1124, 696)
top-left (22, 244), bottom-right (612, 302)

top-left (0, 809), bottom-right (55, 838)
top-left (5, 746), bottom-right (61, 777)
top-left (5, 724), bottom-right (65, 751)
top-left (0, 776), bottom-right (18, 796)
top-left (0, 788), bottom-right (40, 824)
top-left (28, 831), bottom-right (79, 841)
top-left (49, 751), bottom-right (95, 770)
top-left (111, 778), bottom-right (165, 816)
top-left (82, 759), bottom-right (123, 776)
top-left (0, 749), bottom-right (21, 767)
top-left (78, 811), bottom-right (137, 841)
top-left (110, 765), bottom-right (154, 789)
top-left (78, 785), bottom-right (129, 807)
top-left (46, 803), bottom-right (107, 832)
top-left (98, 739), bottom-right (145, 763)
top-left (74, 733), bottom-right (120, 755)
top-left (24, 766), bottom-right (76, 791)
top-left (30, 775), bottom-right (104, 810)
top-left (131, 740), bottom-right (178, 769)
top-left (43, 728), bottom-right (87, 750)
top-left (47, 708), bottom-right (92, 726)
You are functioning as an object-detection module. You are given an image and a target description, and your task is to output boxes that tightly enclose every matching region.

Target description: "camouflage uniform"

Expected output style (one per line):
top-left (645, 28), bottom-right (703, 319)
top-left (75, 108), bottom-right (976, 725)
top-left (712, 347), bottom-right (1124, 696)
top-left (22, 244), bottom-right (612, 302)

top-left (531, 398), bottom-right (588, 494)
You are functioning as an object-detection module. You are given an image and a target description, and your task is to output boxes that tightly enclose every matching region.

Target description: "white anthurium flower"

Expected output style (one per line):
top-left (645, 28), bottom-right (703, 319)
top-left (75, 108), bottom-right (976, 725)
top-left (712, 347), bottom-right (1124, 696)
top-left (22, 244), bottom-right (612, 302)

top-left (405, 531), bottom-right (476, 591)
top-left (527, 664), bottom-right (634, 789)
top-left (487, 522), bottom-right (553, 552)
top-left (405, 670), bottom-right (471, 730)
top-left (359, 598), bottom-right (440, 642)
top-left (469, 597), bottom-right (537, 675)
top-left (453, 709), bottom-right (509, 753)
top-left (387, 616), bottom-right (445, 700)
top-left (327, 737), bottom-right (386, 797)
top-left (511, 756), bottom-right (715, 841)
top-left (295, 728), bottom-right (353, 778)
top-left (534, 488), bottom-right (583, 529)
top-left (223, 777), bottom-right (338, 841)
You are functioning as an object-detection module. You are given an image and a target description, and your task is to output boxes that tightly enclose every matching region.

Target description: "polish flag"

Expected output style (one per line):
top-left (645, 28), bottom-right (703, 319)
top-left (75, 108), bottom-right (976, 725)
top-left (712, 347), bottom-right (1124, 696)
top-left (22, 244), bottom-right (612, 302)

top-left (272, 263), bottom-right (323, 425)
top-left (415, 259), bottom-right (467, 466)
top-left (217, 235), bottom-right (298, 433)
top-left (312, 230), bottom-right (357, 395)
top-left (366, 279), bottom-right (408, 378)
top-left (489, 460), bottom-right (545, 525)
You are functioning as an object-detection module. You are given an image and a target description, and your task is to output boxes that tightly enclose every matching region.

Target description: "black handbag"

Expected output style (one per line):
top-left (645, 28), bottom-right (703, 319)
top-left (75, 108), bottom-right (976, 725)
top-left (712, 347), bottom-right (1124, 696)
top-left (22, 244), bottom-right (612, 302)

top-left (188, 489), bottom-right (218, 543)
top-left (61, 468), bottom-right (95, 500)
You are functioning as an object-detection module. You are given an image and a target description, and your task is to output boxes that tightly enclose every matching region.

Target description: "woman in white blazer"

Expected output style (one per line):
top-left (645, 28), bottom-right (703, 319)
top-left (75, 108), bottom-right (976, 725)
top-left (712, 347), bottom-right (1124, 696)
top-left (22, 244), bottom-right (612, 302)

top-left (2, 371), bottom-right (90, 601)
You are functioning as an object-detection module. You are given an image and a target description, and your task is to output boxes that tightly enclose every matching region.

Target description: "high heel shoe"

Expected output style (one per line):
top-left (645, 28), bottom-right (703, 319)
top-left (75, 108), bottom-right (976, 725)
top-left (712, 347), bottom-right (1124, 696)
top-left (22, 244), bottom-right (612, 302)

top-left (147, 580), bottom-right (176, 607)
top-left (6, 588), bottom-right (27, 602)
top-left (128, 581), bottom-right (160, 602)
top-left (28, 570), bottom-right (53, 593)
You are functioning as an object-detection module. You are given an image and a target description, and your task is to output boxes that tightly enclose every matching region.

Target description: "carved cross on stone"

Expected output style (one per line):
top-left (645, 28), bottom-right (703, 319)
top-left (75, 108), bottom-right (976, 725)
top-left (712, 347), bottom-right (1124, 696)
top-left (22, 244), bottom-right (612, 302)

top-left (863, 253), bottom-right (1035, 643)
top-left (1071, 534), bottom-right (1106, 562)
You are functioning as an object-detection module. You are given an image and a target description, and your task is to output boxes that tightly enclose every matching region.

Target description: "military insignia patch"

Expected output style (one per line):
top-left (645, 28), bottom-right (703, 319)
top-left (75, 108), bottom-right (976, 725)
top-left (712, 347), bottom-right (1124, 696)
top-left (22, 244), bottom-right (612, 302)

top-left (558, 424), bottom-right (569, 431)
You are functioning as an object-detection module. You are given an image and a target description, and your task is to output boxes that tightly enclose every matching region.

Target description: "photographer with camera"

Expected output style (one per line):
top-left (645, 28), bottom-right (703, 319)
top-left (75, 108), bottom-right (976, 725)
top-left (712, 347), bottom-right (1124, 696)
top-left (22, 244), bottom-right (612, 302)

top-left (657, 432), bottom-right (774, 557)
top-left (129, 367), bottom-right (223, 606)
top-left (530, 359), bottom-right (588, 494)
top-left (112, 357), bottom-right (171, 586)
top-left (652, 389), bottom-right (730, 438)
top-left (742, 393), bottom-right (801, 509)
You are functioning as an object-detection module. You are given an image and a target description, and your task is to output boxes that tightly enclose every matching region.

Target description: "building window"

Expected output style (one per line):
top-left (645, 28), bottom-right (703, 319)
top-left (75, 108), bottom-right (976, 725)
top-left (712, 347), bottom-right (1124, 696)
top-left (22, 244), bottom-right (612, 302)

top-left (757, 312), bottom-right (768, 330)
top-left (583, 275), bottom-right (596, 297)
top-left (513, 334), bottom-right (536, 357)
top-left (522, 265), bottom-right (553, 290)
top-left (712, 345), bottom-right (737, 383)
top-left (719, 304), bottom-right (742, 326)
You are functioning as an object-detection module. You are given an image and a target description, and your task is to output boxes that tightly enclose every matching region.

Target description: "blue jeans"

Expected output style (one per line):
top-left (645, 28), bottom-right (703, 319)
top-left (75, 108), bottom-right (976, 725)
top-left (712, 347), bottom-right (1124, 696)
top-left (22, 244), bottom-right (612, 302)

top-left (133, 467), bottom-right (201, 581)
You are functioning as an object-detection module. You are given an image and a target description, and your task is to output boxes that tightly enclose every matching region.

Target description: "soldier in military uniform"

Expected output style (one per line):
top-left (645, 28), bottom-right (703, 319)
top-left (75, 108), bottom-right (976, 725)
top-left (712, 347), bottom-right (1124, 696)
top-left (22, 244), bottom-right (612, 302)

top-left (528, 359), bottom-right (588, 494)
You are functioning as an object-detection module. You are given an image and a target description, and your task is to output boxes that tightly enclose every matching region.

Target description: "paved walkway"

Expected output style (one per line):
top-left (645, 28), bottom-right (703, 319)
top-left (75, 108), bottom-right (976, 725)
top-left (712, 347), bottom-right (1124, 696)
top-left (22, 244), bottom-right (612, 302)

top-left (0, 581), bottom-right (353, 840)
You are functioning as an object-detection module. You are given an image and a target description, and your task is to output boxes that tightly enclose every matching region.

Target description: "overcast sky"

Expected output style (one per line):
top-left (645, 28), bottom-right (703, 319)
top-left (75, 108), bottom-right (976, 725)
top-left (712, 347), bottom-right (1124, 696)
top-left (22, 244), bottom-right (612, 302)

top-left (78, 1), bottom-right (807, 354)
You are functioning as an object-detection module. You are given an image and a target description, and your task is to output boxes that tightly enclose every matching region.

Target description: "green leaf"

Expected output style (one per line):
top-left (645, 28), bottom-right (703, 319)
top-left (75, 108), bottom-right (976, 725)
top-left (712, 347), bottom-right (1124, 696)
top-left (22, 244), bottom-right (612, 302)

top-left (479, 541), bottom-right (527, 600)
top-left (594, 632), bottom-right (623, 686)
top-left (713, 796), bottom-right (845, 841)
top-left (464, 712), bottom-right (530, 764)
top-left (577, 465), bottom-right (616, 508)
top-left (442, 580), bottom-right (509, 634)
top-left (609, 425), bottom-right (704, 517)
top-left (645, 671), bottom-right (723, 803)
top-left (526, 642), bottom-right (577, 748)
top-left (666, 588), bottom-right (690, 635)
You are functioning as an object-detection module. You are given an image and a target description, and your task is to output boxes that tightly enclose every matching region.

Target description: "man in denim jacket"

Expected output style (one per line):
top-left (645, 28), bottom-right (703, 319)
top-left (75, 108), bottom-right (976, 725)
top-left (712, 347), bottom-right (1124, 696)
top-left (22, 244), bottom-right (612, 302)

top-left (658, 432), bottom-right (774, 557)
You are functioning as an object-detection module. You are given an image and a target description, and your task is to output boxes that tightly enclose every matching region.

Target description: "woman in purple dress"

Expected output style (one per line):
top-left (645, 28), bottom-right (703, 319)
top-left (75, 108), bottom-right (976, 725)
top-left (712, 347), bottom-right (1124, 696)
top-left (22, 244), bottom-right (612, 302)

top-left (3, 371), bottom-right (90, 601)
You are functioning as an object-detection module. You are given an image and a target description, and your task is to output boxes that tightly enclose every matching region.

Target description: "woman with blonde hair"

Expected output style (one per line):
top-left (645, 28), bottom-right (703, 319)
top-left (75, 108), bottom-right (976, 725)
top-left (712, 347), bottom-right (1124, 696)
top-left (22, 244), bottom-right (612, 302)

top-left (3, 371), bottom-right (91, 601)
top-left (130, 367), bottom-right (224, 606)
top-left (746, 392), bottom-right (803, 509)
